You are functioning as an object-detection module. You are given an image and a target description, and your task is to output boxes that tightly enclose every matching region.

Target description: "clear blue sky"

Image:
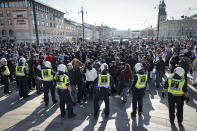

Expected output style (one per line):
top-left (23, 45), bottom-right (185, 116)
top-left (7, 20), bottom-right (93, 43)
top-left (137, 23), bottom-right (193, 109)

top-left (39, 0), bottom-right (197, 30)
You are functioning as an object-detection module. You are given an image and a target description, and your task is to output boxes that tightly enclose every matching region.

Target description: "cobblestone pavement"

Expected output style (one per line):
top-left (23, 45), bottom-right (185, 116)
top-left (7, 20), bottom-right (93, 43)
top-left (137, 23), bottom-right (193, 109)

top-left (0, 72), bottom-right (197, 131)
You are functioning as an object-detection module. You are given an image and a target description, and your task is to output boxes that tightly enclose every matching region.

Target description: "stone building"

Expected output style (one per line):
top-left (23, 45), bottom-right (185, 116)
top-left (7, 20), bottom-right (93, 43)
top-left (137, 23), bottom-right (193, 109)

top-left (158, 0), bottom-right (197, 39)
top-left (0, 0), bottom-right (65, 44)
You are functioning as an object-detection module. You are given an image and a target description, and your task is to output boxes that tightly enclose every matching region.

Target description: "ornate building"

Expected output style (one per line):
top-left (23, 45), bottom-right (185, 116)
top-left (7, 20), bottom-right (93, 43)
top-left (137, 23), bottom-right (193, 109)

top-left (158, 0), bottom-right (197, 39)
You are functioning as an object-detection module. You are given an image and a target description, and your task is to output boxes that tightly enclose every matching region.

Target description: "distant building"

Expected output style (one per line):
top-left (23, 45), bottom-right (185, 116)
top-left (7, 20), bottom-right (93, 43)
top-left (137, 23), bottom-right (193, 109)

top-left (97, 25), bottom-right (113, 42)
top-left (112, 29), bottom-right (132, 39)
top-left (158, 0), bottom-right (197, 39)
top-left (0, 0), bottom-right (65, 44)
top-left (140, 27), bottom-right (156, 39)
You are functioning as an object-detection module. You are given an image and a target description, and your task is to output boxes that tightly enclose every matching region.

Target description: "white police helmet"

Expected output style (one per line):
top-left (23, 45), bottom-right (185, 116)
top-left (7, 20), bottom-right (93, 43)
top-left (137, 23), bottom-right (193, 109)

top-left (174, 67), bottom-right (185, 78)
top-left (100, 63), bottom-right (108, 72)
top-left (134, 63), bottom-right (143, 72)
top-left (57, 64), bottom-right (67, 73)
top-left (1, 58), bottom-right (7, 65)
top-left (19, 57), bottom-right (26, 64)
top-left (44, 61), bottom-right (52, 68)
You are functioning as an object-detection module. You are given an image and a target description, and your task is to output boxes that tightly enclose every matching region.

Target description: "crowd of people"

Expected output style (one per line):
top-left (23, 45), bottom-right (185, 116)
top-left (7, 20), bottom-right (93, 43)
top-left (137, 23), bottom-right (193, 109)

top-left (0, 39), bottom-right (196, 126)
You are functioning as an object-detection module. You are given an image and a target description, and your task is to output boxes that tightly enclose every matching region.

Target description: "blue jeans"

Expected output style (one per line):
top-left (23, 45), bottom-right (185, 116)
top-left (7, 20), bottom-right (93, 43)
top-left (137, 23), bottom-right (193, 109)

top-left (35, 79), bottom-right (41, 93)
top-left (70, 85), bottom-right (77, 103)
top-left (156, 71), bottom-right (162, 87)
top-left (122, 87), bottom-right (129, 101)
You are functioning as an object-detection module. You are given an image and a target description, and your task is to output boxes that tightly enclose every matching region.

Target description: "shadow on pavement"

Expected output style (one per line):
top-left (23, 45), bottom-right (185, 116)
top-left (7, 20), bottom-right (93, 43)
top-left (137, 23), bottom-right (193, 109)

top-left (45, 100), bottom-right (92, 131)
top-left (5, 103), bottom-right (58, 131)
top-left (0, 89), bottom-right (39, 118)
top-left (132, 117), bottom-right (148, 131)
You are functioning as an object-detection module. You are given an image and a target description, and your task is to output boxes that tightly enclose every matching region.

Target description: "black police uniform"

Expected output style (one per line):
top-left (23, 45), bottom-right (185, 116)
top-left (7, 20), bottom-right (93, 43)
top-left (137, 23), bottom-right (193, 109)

top-left (15, 63), bottom-right (29, 97)
top-left (131, 70), bottom-right (147, 116)
top-left (55, 72), bottom-right (75, 118)
top-left (0, 65), bottom-right (11, 94)
top-left (93, 71), bottom-right (114, 117)
top-left (163, 74), bottom-right (188, 125)
top-left (41, 67), bottom-right (57, 106)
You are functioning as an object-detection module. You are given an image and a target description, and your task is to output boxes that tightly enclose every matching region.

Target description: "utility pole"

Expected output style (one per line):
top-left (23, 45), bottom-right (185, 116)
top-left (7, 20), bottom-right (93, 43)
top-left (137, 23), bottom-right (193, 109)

top-left (156, 2), bottom-right (161, 41)
top-left (32, 0), bottom-right (39, 46)
top-left (79, 7), bottom-right (86, 42)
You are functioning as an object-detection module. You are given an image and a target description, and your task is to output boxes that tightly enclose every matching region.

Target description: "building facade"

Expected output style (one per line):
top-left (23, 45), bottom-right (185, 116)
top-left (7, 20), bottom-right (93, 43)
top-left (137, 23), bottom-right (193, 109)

top-left (0, 0), bottom-right (65, 44)
top-left (158, 0), bottom-right (197, 39)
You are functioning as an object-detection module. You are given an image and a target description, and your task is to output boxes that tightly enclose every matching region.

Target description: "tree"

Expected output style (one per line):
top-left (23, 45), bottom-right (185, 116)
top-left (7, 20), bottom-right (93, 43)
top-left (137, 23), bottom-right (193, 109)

top-left (190, 14), bottom-right (197, 18)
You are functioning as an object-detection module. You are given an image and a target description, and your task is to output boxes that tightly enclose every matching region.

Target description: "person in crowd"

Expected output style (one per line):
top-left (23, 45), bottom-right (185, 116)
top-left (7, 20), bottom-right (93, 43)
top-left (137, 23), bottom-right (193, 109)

top-left (93, 63), bottom-right (114, 117)
top-left (120, 64), bottom-right (132, 104)
top-left (131, 63), bottom-right (148, 117)
top-left (162, 67), bottom-right (189, 127)
top-left (55, 64), bottom-right (76, 118)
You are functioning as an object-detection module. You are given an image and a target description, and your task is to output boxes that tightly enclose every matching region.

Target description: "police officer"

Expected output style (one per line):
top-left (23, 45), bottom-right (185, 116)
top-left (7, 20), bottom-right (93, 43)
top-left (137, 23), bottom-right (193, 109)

top-left (162, 67), bottom-right (189, 127)
top-left (93, 63), bottom-right (114, 117)
top-left (131, 63), bottom-right (148, 117)
top-left (55, 64), bottom-right (76, 118)
top-left (15, 57), bottom-right (29, 98)
top-left (0, 58), bottom-right (12, 94)
top-left (41, 61), bottom-right (57, 107)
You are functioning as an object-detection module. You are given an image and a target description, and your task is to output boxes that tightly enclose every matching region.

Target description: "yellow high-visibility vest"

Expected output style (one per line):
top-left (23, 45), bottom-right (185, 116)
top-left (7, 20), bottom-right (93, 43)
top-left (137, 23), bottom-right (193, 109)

top-left (3, 66), bottom-right (10, 76)
top-left (97, 74), bottom-right (110, 88)
top-left (55, 75), bottom-right (69, 89)
top-left (41, 69), bottom-right (53, 81)
top-left (135, 74), bottom-right (147, 89)
top-left (16, 66), bottom-right (25, 76)
top-left (168, 78), bottom-right (185, 96)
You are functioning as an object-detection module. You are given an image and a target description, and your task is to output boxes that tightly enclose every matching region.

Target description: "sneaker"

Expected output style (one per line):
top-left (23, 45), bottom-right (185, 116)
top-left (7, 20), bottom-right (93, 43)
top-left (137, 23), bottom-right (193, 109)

top-left (131, 112), bottom-right (136, 118)
top-left (68, 113), bottom-right (76, 118)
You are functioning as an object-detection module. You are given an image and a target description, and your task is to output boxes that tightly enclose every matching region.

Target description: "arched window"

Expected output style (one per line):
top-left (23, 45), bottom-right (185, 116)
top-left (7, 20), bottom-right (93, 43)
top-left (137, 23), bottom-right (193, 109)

top-left (2, 30), bottom-right (6, 36)
top-left (9, 30), bottom-right (14, 36)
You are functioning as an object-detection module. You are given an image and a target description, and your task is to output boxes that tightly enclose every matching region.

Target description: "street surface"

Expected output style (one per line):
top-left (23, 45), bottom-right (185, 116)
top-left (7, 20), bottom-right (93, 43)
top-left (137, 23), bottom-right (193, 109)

top-left (0, 71), bottom-right (197, 131)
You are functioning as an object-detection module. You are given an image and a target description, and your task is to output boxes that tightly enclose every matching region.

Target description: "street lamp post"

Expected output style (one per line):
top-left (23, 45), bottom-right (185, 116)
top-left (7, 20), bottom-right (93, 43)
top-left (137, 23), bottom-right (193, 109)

top-left (79, 7), bottom-right (87, 43)
top-left (32, 0), bottom-right (39, 46)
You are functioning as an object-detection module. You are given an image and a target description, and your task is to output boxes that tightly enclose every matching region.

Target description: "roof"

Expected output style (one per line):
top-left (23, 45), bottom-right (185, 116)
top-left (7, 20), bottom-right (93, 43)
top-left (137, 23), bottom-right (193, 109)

top-left (34, 0), bottom-right (65, 14)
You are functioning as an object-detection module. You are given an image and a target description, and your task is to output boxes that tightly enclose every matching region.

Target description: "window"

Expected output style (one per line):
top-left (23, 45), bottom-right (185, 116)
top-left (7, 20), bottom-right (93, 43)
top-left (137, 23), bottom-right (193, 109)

top-left (32, 20), bottom-right (35, 25)
top-left (9, 30), bottom-right (14, 36)
top-left (46, 15), bottom-right (48, 19)
top-left (36, 12), bottom-right (39, 18)
top-left (4, 2), bottom-right (8, 8)
top-left (42, 21), bottom-right (44, 26)
top-left (37, 21), bottom-right (40, 26)
top-left (41, 14), bottom-right (44, 19)
top-left (53, 23), bottom-right (56, 28)
top-left (0, 19), bottom-right (5, 26)
top-left (31, 11), bottom-right (33, 17)
top-left (46, 22), bottom-right (48, 27)
top-left (50, 23), bottom-right (52, 27)
top-left (8, 19), bottom-right (12, 25)
top-left (6, 10), bottom-right (11, 17)
top-left (2, 30), bottom-right (6, 36)
top-left (0, 10), bottom-right (3, 17)
top-left (0, 3), bottom-right (4, 8)
top-left (8, 2), bottom-right (12, 7)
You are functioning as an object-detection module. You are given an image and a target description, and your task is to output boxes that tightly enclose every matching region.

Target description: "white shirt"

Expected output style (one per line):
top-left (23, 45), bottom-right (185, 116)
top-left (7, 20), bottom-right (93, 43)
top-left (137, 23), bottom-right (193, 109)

top-left (85, 68), bottom-right (97, 82)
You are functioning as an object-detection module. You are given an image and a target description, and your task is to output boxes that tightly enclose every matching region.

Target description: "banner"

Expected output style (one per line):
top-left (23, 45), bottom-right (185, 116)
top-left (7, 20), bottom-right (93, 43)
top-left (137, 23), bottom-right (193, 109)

top-left (12, 9), bottom-right (29, 30)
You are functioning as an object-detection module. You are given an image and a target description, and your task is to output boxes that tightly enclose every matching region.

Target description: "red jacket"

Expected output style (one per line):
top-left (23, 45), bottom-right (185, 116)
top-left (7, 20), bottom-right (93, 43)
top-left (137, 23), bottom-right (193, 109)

top-left (45, 55), bottom-right (53, 63)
